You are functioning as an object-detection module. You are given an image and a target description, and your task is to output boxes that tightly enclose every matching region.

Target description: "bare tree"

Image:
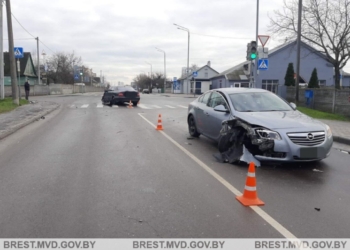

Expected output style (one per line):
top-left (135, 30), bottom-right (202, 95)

top-left (269, 0), bottom-right (350, 89)
top-left (133, 73), bottom-right (151, 90)
top-left (46, 52), bottom-right (82, 84)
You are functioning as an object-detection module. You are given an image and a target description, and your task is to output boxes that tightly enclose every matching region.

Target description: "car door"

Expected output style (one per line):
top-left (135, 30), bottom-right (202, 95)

top-left (193, 92), bottom-right (211, 133)
top-left (202, 92), bottom-right (231, 141)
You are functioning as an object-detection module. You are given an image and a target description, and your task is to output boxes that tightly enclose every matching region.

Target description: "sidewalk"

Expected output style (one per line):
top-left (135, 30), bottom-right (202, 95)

top-left (0, 101), bottom-right (59, 140)
top-left (0, 97), bottom-right (349, 147)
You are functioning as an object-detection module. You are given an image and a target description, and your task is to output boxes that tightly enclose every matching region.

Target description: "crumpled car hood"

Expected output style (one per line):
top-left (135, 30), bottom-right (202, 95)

top-left (235, 110), bottom-right (326, 130)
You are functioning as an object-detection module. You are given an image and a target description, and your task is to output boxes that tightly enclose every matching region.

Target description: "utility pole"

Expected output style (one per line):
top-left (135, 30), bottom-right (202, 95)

top-left (90, 68), bottom-right (92, 86)
top-left (36, 37), bottom-right (40, 85)
top-left (254, 0), bottom-right (259, 88)
top-left (5, 0), bottom-right (19, 105)
top-left (174, 24), bottom-right (190, 94)
top-left (0, 0), bottom-right (4, 99)
top-left (295, 0), bottom-right (302, 103)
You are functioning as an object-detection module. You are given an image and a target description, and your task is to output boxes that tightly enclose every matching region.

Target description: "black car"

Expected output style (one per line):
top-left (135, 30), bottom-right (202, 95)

top-left (102, 86), bottom-right (140, 106)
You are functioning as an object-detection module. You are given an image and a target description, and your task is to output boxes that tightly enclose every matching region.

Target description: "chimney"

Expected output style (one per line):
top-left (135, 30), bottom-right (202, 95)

top-left (207, 61), bottom-right (211, 67)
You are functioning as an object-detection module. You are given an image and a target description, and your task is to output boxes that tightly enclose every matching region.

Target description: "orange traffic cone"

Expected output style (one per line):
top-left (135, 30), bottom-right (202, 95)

top-left (156, 114), bottom-right (163, 130)
top-left (128, 100), bottom-right (133, 108)
top-left (236, 162), bottom-right (265, 206)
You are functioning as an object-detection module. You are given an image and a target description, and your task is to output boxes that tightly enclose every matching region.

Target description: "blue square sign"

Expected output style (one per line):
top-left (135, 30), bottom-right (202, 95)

top-left (258, 59), bottom-right (268, 70)
top-left (14, 47), bottom-right (24, 59)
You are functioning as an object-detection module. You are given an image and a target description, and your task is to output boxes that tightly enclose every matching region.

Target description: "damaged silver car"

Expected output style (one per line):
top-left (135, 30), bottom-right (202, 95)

top-left (187, 88), bottom-right (333, 166)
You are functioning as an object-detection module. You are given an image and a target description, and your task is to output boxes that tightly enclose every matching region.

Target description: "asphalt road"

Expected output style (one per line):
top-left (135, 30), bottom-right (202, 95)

top-left (0, 93), bottom-right (349, 238)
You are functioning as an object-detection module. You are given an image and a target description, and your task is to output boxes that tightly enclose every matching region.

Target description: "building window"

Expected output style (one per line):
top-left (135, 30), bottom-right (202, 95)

top-left (262, 80), bottom-right (279, 93)
top-left (205, 72), bottom-right (208, 78)
top-left (319, 80), bottom-right (326, 87)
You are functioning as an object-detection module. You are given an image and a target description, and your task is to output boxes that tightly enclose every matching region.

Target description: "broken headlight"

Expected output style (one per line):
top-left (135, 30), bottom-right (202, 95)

top-left (255, 128), bottom-right (282, 140)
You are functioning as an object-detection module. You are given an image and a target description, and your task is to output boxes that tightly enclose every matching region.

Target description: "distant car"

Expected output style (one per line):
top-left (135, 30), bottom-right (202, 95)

top-left (102, 86), bottom-right (140, 106)
top-left (142, 89), bottom-right (149, 94)
top-left (187, 88), bottom-right (333, 163)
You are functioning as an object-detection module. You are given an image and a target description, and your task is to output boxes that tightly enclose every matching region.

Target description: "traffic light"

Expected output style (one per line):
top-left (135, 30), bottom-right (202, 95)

top-left (246, 42), bottom-right (251, 61)
top-left (250, 41), bottom-right (257, 59)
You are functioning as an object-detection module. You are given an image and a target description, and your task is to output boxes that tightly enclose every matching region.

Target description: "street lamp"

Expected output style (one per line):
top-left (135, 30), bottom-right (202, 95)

top-left (145, 61), bottom-right (152, 91)
top-left (155, 47), bottom-right (166, 93)
top-left (174, 23), bottom-right (190, 94)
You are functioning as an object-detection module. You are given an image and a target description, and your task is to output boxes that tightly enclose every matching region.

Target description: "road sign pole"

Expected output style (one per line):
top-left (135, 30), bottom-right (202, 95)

top-left (17, 59), bottom-right (21, 99)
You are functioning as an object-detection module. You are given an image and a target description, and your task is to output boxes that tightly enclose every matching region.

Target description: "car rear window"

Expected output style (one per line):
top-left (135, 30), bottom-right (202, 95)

top-left (111, 86), bottom-right (136, 91)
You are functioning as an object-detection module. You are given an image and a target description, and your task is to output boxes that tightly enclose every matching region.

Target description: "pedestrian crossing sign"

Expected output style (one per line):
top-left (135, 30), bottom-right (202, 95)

top-left (14, 47), bottom-right (24, 59)
top-left (258, 59), bottom-right (268, 70)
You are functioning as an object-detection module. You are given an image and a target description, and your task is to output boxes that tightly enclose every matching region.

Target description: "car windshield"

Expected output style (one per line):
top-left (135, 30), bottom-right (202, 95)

top-left (229, 92), bottom-right (293, 112)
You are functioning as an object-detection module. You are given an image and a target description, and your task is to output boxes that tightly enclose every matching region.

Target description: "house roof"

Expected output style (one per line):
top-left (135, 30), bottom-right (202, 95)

top-left (268, 40), bottom-right (329, 61)
top-left (210, 40), bottom-right (331, 81)
top-left (210, 61), bottom-right (250, 81)
top-left (4, 52), bottom-right (37, 77)
top-left (178, 64), bottom-right (219, 81)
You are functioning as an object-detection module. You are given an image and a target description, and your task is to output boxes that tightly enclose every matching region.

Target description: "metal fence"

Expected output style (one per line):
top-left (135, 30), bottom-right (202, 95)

top-left (286, 87), bottom-right (350, 117)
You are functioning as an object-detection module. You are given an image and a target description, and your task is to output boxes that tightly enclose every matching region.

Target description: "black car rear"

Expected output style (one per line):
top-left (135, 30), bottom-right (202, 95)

top-left (102, 86), bottom-right (140, 106)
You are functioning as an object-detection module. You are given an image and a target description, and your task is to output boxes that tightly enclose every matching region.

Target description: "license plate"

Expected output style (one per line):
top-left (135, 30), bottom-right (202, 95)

top-left (300, 148), bottom-right (318, 158)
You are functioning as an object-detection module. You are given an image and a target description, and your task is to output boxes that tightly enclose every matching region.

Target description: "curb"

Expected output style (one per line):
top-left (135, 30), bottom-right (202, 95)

top-left (333, 136), bottom-right (350, 146)
top-left (0, 104), bottom-right (60, 141)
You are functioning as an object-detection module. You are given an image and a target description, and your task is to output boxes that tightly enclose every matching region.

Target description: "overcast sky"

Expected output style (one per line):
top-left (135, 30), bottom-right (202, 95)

top-left (3, 0), bottom-right (348, 85)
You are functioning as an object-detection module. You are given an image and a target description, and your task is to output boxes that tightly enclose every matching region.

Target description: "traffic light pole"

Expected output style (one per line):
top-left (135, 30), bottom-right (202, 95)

top-left (254, 0), bottom-right (259, 89)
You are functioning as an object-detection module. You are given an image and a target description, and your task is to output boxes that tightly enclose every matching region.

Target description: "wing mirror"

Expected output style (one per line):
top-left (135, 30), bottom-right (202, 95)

top-left (214, 104), bottom-right (229, 113)
top-left (290, 102), bottom-right (297, 110)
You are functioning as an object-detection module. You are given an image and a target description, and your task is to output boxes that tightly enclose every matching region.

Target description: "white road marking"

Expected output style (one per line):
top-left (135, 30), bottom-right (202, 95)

top-left (138, 113), bottom-right (298, 240)
top-left (81, 104), bottom-right (89, 108)
top-left (96, 104), bottom-right (103, 108)
top-left (151, 105), bottom-right (162, 108)
top-left (112, 105), bottom-right (119, 108)
top-left (138, 104), bottom-right (151, 109)
top-left (165, 105), bottom-right (175, 109)
top-left (178, 105), bottom-right (188, 109)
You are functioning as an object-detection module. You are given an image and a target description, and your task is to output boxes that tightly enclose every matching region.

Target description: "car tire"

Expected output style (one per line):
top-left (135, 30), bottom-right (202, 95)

top-left (133, 101), bottom-right (138, 106)
top-left (188, 115), bottom-right (200, 137)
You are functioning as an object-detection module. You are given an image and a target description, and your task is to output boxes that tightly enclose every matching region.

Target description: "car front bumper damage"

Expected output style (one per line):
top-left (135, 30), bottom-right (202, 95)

top-left (215, 118), bottom-right (332, 166)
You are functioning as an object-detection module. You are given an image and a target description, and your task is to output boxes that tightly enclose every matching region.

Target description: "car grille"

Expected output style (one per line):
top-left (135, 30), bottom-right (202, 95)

top-left (287, 131), bottom-right (325, 146)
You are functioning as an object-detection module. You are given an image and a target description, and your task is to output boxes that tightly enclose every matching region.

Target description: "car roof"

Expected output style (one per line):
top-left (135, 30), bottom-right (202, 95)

top-left (212, 88), bottom-right (268, 94)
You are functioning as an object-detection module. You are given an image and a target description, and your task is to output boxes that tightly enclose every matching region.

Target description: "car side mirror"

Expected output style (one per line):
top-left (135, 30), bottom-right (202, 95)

top-left (290, 102), bottom-right (297, 110)
top-left (214, 104), bottom-right (229, 113)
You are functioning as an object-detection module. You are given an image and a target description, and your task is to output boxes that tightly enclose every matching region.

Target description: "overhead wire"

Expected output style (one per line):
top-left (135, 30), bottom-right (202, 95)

top-left (191, 32), bottom-right (251, 40)
top-left (10, 10), bottom-right (56, 54)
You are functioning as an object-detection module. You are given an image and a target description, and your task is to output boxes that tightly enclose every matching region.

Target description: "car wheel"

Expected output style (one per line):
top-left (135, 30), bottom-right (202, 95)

top-left (133, 101), bottom-right (138, 106)
top-left (188, 115), bottom-right (200, 137)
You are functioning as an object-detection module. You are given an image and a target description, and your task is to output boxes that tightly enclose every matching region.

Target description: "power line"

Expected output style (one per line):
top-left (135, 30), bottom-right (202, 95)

top-left (191, 32), bottom-right (251, 39)
top-left (4, 38), bottom-right (35, 40)
top-left (11, 13), bottom-right (35, 38)
top-left (40, 40), bottom-right (55, 54)
top-left (10, 11), bottom-right (56, 54)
